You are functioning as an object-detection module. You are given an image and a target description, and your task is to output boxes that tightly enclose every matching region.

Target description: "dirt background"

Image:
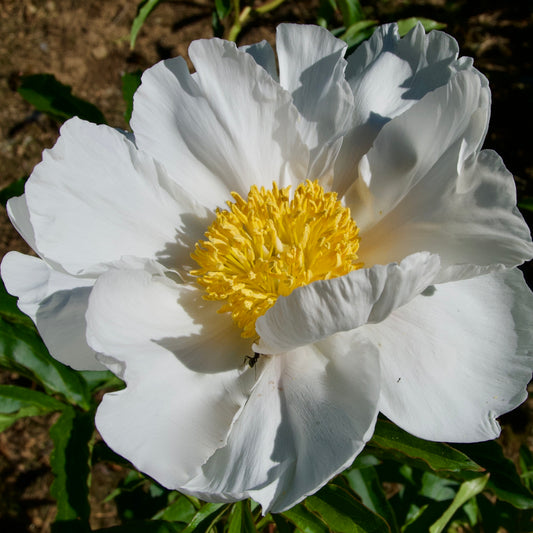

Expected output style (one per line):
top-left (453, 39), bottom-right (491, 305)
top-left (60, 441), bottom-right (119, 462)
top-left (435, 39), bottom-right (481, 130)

top-left (0, 0), bottom-right (532, 531)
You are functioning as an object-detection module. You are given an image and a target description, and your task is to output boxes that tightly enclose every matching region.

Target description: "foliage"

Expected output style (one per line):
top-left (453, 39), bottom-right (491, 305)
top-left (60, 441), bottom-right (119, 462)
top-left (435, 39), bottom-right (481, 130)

top-left (130, 0), bottom-right (164, 49)
top-left (128, 0), bottom-right (444, 47)
top-left (122, 70), bottom-right (143, 127)
top-left (1, 2), bottom-right (532, 532)
top-left (18, 74), bottom-right (106, 125)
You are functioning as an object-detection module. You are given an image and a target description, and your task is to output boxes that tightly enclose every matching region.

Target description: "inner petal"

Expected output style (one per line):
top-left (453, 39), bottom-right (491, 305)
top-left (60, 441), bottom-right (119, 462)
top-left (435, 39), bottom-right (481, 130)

top-left (191, 180), bottom-right (362, 338)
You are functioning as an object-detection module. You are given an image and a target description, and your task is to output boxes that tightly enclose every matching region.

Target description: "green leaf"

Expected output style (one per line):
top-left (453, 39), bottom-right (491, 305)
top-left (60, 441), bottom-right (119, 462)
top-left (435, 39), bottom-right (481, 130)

top-left (401, 502), bottom-right (449, 533)
top-left (340, 20), bottom-right (378, 49)
top-left (110, 473), bottom-right (168, 521)
top-left (215, 0), bottom-right (232, 19)
top-left (518, 197), bottom-right (533, 212)
top-left (272, 513), bottom-right (296, 533)
top-left (93, 522), bottom-right (179, 532)
top-left (461, 496), bottom-right (480, 527)
top-left (418, 472), bottom-right (459, 502)
top-left (396, 17), bottom-right (446, 37)
top-left (345, 466), bottom-right (399, 532)
top-left (316, 0), bottom-right (338, 28)
top-left (305, 484), bottom-right (391, 533)
top-left (211, 10), bottom-right (225, 39)
top-left (519, 445), bottom-right (533, 491)
top-left (337, 0), bottom-right (365, 26)
top-left (211, 0), bottom-right (244, 38)
top-left (78, 369), bottom-right (124, 393)
top-left (456, 441), bottom-right (533, 509)
top-left (50, 406), bottom-right (94, 531)
top-left (122, 70), bottom-right (143, 127)
top-left (152, 494), bottom-right (196, 522)
top-left (0, 278), bottom-right (34, 328)
top-left (429, 475), bottom-right (489, 533)
top-left (282, 504), bottom-right (329, 533)
top-left (0, 312), bottom-right (92, 410)
top-left (0, 281), bottom-right (92, 409)
top-left (0, 384), bottom-right (65, 432)
top-left (401, 502), bottom-right (428, 531)
top-left (227, 501), bottom-right (258, 533)
top-left (351, 451), bottom-right (381, 469)
top-left (369, 420), bottom-right (483, 474)
top-left (18, 74), bottom-right (106, 124)
top-left (0, 176), bottom-right (27, 208)
top-left (180, 502), bottom-right (229, 533)
top-left (130, 0), bottom-right (163, 49)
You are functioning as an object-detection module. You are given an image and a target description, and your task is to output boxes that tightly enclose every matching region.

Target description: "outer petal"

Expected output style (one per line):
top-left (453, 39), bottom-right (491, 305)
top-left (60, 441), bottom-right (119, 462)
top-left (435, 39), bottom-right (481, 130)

top-left (132, 40), bottom-right (309, 207)
top-left (189, 38), bottom-right (309, 190)
top-left (86, 268), bottom-right (253, 488)
top-left (276, 24), bottom-right (354, 179)
top-left (335, 23), bottom-right (470, 195)
top-left (359, 149), bottom-right (533, 282)
top-left (346, 23), bottom-right (463, 119)
top-left (1, 251), bottom-right (102, 370)
top-left (24, 117), bottom-right (209, 276)
top-left (240, 40), bottom-right (278, 80)
top-left (255, 252), bottom-right (440, 354)
top-left (351, 69), bottom-right (532, 280)
top-left (6, 194), bottom-right (37, 252)
top-left (362, 269), bottom-right (533, 442)
top-left (183, 333), bottom-right (380, 513)
top-left (352, 68), bottom-right (488, 228)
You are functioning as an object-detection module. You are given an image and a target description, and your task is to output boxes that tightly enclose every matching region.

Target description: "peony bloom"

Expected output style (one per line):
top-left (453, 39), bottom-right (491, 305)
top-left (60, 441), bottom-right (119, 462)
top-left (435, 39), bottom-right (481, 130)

top-left (2, 23), bottom-right (533, 512)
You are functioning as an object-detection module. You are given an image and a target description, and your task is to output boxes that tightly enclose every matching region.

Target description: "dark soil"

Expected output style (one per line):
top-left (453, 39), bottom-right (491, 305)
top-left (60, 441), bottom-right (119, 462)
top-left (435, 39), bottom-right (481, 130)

top-left (0, 1), bottom-right (532, 531)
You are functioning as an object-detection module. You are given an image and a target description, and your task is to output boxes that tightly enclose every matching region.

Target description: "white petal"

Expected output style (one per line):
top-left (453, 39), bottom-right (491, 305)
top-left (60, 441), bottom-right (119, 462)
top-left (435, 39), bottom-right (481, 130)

top-left (362, 269), bottom-right (533, 442)
top-left (346, 23), bottom-right (461, 119)
top-left (353, 68), bottom-right (489, 226)
top-left (240, 40), bottom-right (278, 80)
top-left (6, 194), bottom-right (37, 251)
top-left (87, 268), bottom-right (253, 487)
top-left (132, 41), bottom-right (309, 207)
top-left (351, 65), bottom-right (532, 279)
top-left (255, 252), bottom-right (440, 354)
top-left (184, 334), bottom-right (380, 513)
top-left (189, 38), bottom-right (309, 190)
top-left (24, 117), bottom-right (208, 276)
top-left (276, 24), bottom-right (354, 179)
top-left (1, 251), bottom-right (103, 370)
top-left (131, 56), bottom-right (232, 208)
top-left (335, 23), bottom-right (469, 195)
top-left (359, 147), bottom-right (533, 281)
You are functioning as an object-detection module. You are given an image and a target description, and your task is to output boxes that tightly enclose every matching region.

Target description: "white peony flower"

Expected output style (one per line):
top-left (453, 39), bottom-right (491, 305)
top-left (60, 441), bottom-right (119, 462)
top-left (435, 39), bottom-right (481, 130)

top-left (2, 23), bottom-right (533, 512)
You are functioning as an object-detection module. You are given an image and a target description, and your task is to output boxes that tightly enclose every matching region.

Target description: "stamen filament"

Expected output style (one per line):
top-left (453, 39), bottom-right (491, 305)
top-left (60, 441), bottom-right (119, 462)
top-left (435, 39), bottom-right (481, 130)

top-left (191, 180), bottom-right (362, 338)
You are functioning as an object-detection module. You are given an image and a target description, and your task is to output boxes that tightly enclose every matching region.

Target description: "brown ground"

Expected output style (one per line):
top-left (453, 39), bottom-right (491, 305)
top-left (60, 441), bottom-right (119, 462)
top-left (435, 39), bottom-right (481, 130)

top-left (0, 0), bottom-right (532, 531)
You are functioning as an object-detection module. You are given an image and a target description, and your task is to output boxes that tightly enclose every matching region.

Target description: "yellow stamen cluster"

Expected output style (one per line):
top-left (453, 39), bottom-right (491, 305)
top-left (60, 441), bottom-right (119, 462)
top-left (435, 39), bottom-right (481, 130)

top-left (191, 180), bottom-right (362, 338)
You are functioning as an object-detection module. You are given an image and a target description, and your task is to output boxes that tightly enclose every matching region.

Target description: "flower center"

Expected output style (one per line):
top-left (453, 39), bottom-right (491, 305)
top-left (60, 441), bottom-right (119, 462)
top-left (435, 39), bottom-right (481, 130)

top-left (191, 180), bottom-right (362, 338)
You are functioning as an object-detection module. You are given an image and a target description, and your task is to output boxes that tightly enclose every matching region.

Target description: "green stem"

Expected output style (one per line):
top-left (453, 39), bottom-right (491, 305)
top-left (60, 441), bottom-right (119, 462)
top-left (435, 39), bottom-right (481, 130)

top-left (255, 0), bottom-right (287, 15)
top-left (227, 0), bottom-right (287, 42)
top-left (227, 5), bottom-right (251, 42)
